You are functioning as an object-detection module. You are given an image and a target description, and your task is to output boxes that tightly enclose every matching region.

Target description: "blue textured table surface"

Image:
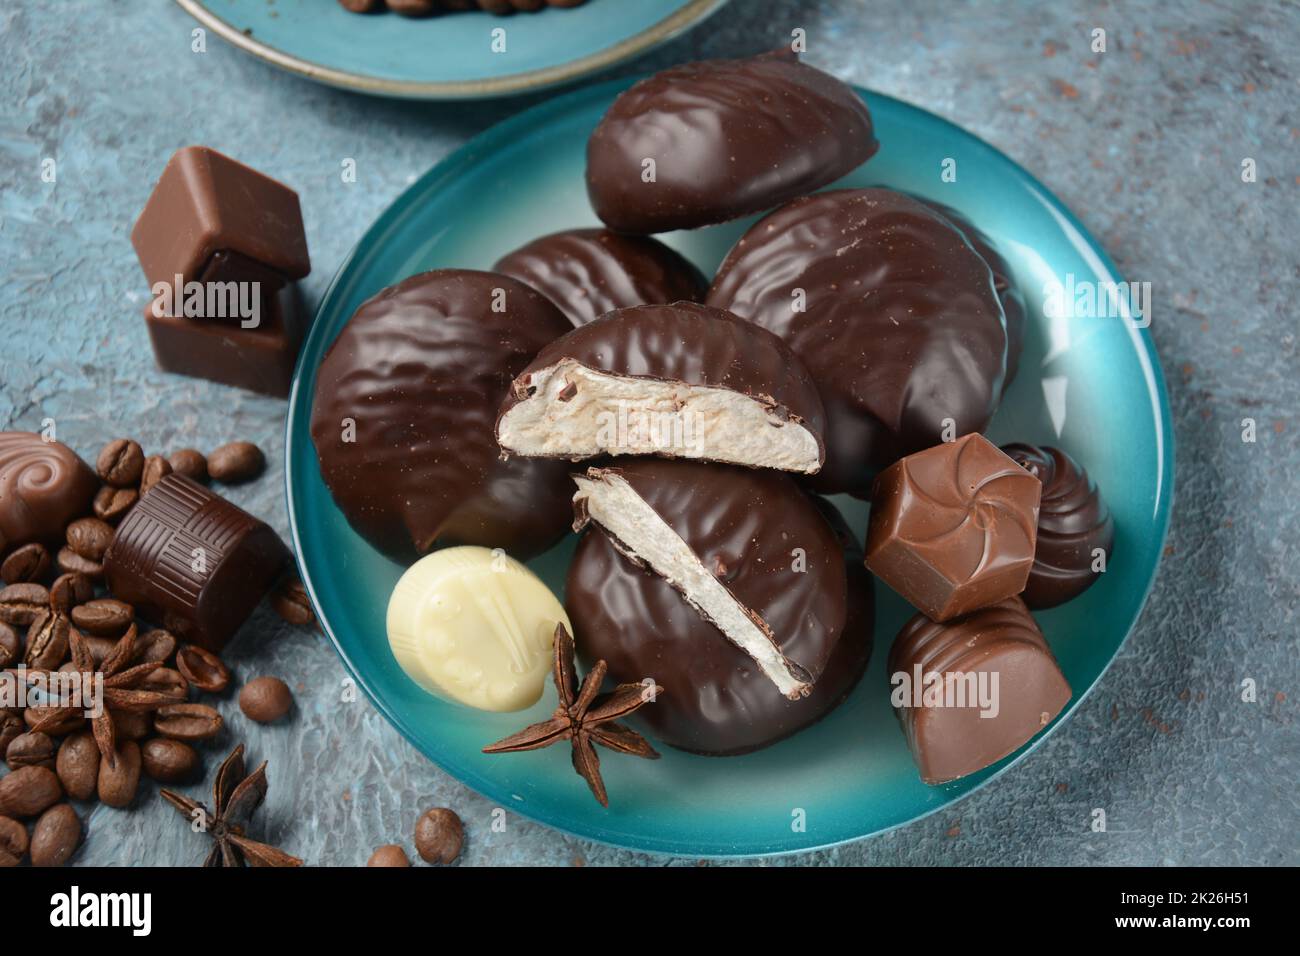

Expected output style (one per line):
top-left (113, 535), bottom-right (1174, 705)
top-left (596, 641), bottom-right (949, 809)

top-left (1, 0), bottom-right (1296, 866)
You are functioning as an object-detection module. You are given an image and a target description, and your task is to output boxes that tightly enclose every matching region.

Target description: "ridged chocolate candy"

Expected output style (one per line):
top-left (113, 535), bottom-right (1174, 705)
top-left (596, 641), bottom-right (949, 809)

top-left (103, 474), bottom-right (288, 653)
top-left (1001, 443), bottom-right (1114, 609)
top-left (0, 432), bottom-right (98, 553)
top-left (310, 270), bottom-right (574, 561)
top-left (708, 188), bottom-right (1008, 495)
top-left (887, 597), bottom-right (1070, 784)
top-left (586, 49), bottom-right (878, 234)
top-left (493, 228), bottom-right (707, 328)
top-left (496, 302), bottom-right (826, 473)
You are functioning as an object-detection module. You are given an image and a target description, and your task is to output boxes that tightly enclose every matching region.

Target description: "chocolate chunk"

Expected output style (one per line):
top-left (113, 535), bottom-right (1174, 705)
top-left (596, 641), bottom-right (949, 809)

top-left (888, 597), bottom-right (1071, 784)
top-left (866, 434), bottom-right (1040, 621)
top-left (497, 302), bottom-right (825, 473)
top-left (0, 433), bottom-right (98, 553)
top-left (103, 474), bottom-right (288, 653)
top-left (568, 495), bottom-right (871, 755)
top-left (708, 189), bottom-right (1008, 495)
top-left (310, 269), bottom-right (574, 561)
top-left (571, 459), bottom-right (848, 700)
top-left (586, 49), bottom-right (878, 234)
top-left (1001, 443), bottom-right (1114, 609)
top-left (493, 228), bottom-right (707, 328)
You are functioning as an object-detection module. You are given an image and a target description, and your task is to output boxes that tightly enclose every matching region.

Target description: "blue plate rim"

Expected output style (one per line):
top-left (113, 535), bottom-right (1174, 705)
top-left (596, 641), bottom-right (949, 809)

top-left (283, 76), bottom-right (1176, 858)
top-left (174, 0), bottom-right (729, 100)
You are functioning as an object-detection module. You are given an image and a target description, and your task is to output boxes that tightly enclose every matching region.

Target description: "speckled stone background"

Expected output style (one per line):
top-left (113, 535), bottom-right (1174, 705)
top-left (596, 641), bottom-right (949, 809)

top-left (1, 0), bottom-right (1296, 866)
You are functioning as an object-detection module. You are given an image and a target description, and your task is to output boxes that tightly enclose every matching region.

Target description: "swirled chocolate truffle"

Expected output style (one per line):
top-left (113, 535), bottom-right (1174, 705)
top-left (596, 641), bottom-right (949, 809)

top-left (1001, 443), bottom-right (1114, 609)
top-left (310, 269), bottom-right (574, 561)
top-left (0, 432), bottom-right (98, 552)
top-left (708, 189), bottom-right (1008, 495)
top-left (493, 229), bottom-right (707, 328)
top-left (586, 49), bottom-right (878, 234)
top-left (496, 302), bottom-right (825, 472)
top-left (568, 478), bottom-right (869, 755)
top-left (888, 597), bottom-right (1071, 784)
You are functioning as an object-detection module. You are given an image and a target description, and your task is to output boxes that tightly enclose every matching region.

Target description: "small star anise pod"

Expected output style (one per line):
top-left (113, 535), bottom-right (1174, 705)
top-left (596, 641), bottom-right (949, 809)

top-left (483, 623), bottom-right (661, 807)
top-left (160, 744), bottom-right (303, 867)
top-left (28, 625), bottom-right (184, 767)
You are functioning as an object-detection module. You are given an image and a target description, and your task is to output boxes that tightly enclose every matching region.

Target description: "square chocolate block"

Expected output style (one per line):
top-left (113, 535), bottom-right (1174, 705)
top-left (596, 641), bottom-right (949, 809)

top-left (131, 146), bottom-right (310, 311)
top-left (866, 433), bottom-right (1041, 621)
top-left (144, 284), bottom-right (308, 398)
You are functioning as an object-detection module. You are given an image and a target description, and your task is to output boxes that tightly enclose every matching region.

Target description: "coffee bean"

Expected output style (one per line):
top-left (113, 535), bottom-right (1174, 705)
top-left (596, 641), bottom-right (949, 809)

top-left (0, 710), bottom-right (25, 756)
top-left (30, 803), bottom-right (80, 867)
top-left (414, 808), bottom-right (464, 864)
top-left (70, 599), bottom-right (134, 637)
top-left (367, 844), bottom-right (411, 867)
top-left (97, 741), bottom-right (141, 808)
top-left (134, 628), bottom-right (177, 664)
top-left (0, 623), bottom-right (18, 668)
top-left (92, 484), bottom-right (138, 524)
top-left (0, 814), bottom-right (27, 866)
top-left (96, 439), bottom-right (144, 488)
top-left (24, 705), bottom-right (84, 737)
top-left (175, 644), bottom-right (230, 693)
top-left (6, 731), bottom-right (55, 770)
top-left (1, 543), bottom-right (51, 585)
top-left (0, 765), bottom-right (63, 818)
top-left (56, 732), bottom-right (100, 801)
top-left (111, 709), bottom-right (153, 741)
top-left (238, 676), bottom-right (293, 723)
top-left (207, 441), bottom-right (265, 483)
top-left (141, 738), bottom-right (199, 783)
top-left (0, 583), bottom-right (51, 626)
top-left (48, 572), bottom-right (94, 614)
top-left (141, 667), bottom-right (189, 700)
top-left (153, 702), bottom-right (223, 741)
top-left (168, 448), bottom-right (208, 483)
top-left (271, 575), bottom-right (316, 628)
top-left (56, 547), bottom-right (103, 580)
top-left (23, 610), bottom-right (71, 670)
top-left (139, 455), bottom-right (173, 497)
top-left (80, 634), bottom-right (116, 665)
top-left (66, 517), bottom-right (115, 562)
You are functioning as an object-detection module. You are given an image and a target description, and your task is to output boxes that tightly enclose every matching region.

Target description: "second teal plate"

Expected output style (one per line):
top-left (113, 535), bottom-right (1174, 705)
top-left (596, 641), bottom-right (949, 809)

top-left (285, 78), bottom-right (1173, 857)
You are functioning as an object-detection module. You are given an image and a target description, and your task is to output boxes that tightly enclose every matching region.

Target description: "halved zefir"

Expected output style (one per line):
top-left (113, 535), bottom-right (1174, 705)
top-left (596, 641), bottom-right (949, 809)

top-left (496, 302), bottom-right (825, 473)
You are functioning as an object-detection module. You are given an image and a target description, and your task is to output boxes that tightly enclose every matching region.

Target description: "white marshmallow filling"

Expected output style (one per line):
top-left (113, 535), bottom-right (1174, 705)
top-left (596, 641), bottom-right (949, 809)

top-left (573, 471), bottom-right (812, 700)
top-left (499, 360), bottom-right (822, 473)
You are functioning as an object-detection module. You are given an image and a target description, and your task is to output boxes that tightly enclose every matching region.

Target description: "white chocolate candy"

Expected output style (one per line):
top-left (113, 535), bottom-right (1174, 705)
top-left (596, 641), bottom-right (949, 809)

top-left (386, 546), bottom-right (569, 712)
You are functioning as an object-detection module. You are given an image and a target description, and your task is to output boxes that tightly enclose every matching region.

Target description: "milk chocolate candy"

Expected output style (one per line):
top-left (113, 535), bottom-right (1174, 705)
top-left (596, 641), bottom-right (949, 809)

top-left (493, 228), bottom-right (707, 328)
top-left (131, 146), bottom-right (310, 315)
top-left (103, 475), bottom-right (288, 653)
top-left (310, 270), bottom-right (574, 562)
top-left (1001, 443), bottom-right (1113, 609)
top-left (586, 49), bottom-right (878, 234)
top-left (708, 189), bottom-right (1008, 495)
top-left (497, 302), bottom-right (825, 473)
top-left (866, 434), bottom-right (1040, 622)
top-left (572, 459), bottom-right (847, 700)
top-left (143, 283), bottom-right (307, 398)
top-left (0, 432), bottom-right (98, 553)
top-left (568, 495), bottom-right (871, 755)
top-left (888, 597), bottom-right (1071, 784)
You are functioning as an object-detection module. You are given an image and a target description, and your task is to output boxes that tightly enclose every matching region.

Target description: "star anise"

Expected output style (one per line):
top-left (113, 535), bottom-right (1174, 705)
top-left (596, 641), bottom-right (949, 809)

top-left (28, 625), bottom-right (184, 767)
top-left (483, 623), bottom-right (661, 807)
top-left (160, 744), bottom-right (303, 867)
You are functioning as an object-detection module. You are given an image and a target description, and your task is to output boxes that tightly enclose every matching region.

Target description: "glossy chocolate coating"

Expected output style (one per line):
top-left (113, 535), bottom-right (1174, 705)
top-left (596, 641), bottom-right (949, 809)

top-left (561, 463), bottom-right (857, 754)
top-left (586, 49), bottom-right (878, 234)
top-left (497, 301), bottom-right (825, 465)
top-left (0, 432), bottom-right (98, 553)
top-left (1001, 443), bottom-right (1114, 609)
top-left (104, 474), bottom-right (288, 653)
top-left (493, 228), bottom-right (707, 327)
top-left (708, 188), bottom-right (1008, 495)
top-left (866, 434), bottom-right (1040, 622)
top-left (310, 269), bottom-right (574, 561)
top-left (887, 597), bottom-right (1070, 784)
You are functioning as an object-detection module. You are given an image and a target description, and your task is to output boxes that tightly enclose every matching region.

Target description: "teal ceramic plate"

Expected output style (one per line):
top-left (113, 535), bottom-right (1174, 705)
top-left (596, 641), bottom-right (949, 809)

top-left (175, 0), bottom-right (727, 99)
top-left (285, 78), bottom-right (1174, 857)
